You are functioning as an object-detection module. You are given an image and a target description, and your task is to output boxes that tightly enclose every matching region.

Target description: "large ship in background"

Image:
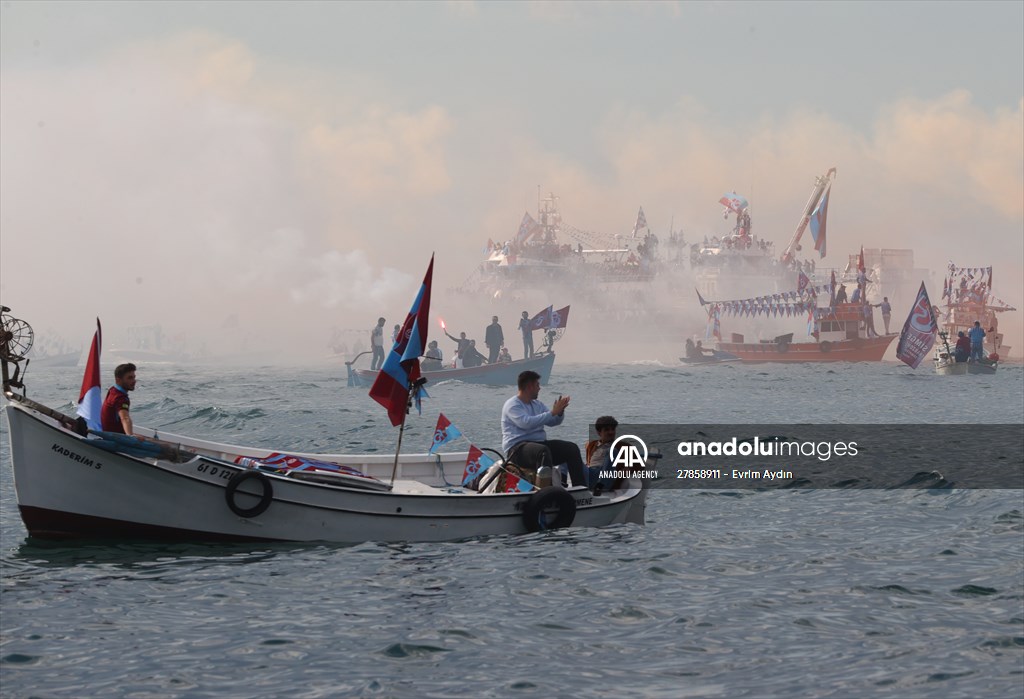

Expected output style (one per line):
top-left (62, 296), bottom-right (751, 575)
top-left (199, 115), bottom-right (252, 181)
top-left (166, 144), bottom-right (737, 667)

top-left (453, 192), bottom-right (691, 347)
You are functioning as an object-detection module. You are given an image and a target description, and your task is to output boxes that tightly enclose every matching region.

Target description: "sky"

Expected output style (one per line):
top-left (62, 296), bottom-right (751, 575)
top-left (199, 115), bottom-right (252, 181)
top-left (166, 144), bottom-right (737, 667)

top-left (1, 1), bottom-right (1022, 362)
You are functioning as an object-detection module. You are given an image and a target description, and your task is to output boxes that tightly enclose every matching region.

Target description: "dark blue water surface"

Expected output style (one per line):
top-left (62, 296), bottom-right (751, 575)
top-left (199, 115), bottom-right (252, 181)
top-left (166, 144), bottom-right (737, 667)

top-left (2, 362), bottom-right (1022, 698)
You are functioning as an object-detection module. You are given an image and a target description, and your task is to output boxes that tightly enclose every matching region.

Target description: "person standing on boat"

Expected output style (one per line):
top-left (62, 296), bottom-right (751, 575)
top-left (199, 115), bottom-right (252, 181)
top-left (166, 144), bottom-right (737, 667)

top-left (954, 331), bottom-right (971, 363)
top-left (968, 321), bottom-right (986, 361)
top-left (101, 363), bottom-right (137, 435)
top-left (502, 370), bottom-right (587, 488)
top-left (835, 285), bottom-right (848, 304)
top-left (485, 316), bottom-right (504, 364)
top-left (444, 329), bottom-right (472, 368)
top-left (518, 311), bottom-right (534, 359)
top-left (877, 297), bottom-right (892, 334)
top-left (370, 317), bottom-right (386, 371)
top-left (861, 301), bottom-right (878, 337)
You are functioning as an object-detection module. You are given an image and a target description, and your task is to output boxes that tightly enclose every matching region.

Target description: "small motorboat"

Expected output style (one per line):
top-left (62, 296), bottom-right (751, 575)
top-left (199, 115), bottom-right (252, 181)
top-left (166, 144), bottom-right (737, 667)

top-left (679, 349), bottom-right (742, 365)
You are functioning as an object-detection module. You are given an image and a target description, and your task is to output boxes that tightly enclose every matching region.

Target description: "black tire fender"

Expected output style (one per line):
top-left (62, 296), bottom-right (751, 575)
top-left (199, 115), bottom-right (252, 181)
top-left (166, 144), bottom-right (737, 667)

top-left (777, 340), bottom-right (789, 353)
top-left (225, 470), bottom-right (274, 518)
top-left (819, 341), bottom-right (832, 353)
top-left (522, 486), bottom-right (576, 532)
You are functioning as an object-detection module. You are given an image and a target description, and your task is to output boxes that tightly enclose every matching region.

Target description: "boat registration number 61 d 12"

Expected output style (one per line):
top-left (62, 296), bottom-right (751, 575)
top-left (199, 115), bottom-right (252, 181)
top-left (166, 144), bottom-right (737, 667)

top-left (196, 463), bottom-right (235, 480)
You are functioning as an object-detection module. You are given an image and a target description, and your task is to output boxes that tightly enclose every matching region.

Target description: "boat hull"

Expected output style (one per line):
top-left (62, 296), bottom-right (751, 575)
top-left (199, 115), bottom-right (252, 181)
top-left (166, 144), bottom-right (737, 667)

top-left (935, 360), bottom-right (969, 375)
top-left (5, 401), bottom-right (643, 543)
top-left (349, 352), bottom-right (556, 387)
top-left (679, 350), bottom-right (742, 365)
top-left (716, 334), bottom-right (896, 363)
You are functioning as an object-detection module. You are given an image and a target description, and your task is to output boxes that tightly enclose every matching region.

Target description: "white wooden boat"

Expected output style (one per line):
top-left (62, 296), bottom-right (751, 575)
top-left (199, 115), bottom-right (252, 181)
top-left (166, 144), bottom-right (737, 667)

top-left (933, 332), bottom-right (997, 375)
top-left (3, 399), bottom-right (646, 543)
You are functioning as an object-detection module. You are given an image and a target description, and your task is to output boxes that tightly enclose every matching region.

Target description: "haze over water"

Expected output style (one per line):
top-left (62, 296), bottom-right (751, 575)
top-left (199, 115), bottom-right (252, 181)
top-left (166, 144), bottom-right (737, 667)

top-left (1, 2), bottom-right (1021, 362)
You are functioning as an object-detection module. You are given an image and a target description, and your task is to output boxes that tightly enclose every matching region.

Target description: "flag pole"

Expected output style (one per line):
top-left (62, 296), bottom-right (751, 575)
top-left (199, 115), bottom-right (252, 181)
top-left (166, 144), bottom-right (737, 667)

top-left (389, 378), bottom-right (425, 486)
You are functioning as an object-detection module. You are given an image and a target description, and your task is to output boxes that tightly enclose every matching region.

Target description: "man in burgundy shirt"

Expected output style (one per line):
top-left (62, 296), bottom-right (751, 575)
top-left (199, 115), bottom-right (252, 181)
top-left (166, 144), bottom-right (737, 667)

top-left (101, 363), bottom-right (137, 434)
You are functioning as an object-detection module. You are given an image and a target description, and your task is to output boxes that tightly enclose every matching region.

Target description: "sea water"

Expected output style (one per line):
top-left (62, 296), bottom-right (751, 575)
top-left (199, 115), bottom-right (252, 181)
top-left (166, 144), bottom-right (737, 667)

top-left (2, 362), bottom-right (1022, 698)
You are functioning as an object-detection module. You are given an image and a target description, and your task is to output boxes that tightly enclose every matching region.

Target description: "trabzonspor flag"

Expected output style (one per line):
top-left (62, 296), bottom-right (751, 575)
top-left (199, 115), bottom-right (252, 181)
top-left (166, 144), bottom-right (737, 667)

top-left (530, 305), bottom-right (553, 330)
top-left (896, 282), bottom-right (938, 369)
top-left (429, 413), bottom-right (462, 454)
top-left (516, 212), bottom-right (540, 243)
top-left (76, 318), bottom-right (102, 431)
top-left (504, 473), bottom-right (535, 493)
top-left (797, 271), bottom-right (810, 295)
top-left (462, 445), bottom-right (495, 486)
top-left (369, 255), bottom-right (434, 426)
top-left (550, 305), bottom-right (570, 329)
top-left (718, 192), bottom-right (749, 214)
top-left (809, 187), bottom-right (830, 259)
top-left (531, 305), bottom-right (570, 330)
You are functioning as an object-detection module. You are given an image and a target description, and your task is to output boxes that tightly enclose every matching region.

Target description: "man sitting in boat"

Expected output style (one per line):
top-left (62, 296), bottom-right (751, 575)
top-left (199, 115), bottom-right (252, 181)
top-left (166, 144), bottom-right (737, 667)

top-left (497, 346), bottom-right (512, 363)
top-left (585, 415), bottom-right (619, 495)
top-left (501, 370), bottom-right (587, 489)
top-left (462, 340), bottom-right (488, 368)
top-left (954, 331), bottom-right (971, 363)
top-left (835, 285), bottom-right (848, 304)
top-left (685, 338), bottom-right (697, 358)
top-left (422, 341), bottom-right (443, 371)
top-left (102, 363), bottom-right (138, 435)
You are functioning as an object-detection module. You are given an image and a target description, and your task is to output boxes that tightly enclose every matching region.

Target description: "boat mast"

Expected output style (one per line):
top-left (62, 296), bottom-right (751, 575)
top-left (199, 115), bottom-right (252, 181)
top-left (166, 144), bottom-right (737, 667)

top-left (780, 167), bottom-right (837, 265)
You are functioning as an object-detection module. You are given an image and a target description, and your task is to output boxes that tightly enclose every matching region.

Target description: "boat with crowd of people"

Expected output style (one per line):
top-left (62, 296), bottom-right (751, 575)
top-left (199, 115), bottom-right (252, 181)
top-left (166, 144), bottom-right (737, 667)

top-left (931, 263), bottom-right (1014, 375)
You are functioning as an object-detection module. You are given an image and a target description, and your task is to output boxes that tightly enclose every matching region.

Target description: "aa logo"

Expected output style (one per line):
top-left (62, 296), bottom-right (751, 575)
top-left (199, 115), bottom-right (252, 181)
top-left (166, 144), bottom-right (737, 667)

top-left (610, 435), bottom-right (648, 470)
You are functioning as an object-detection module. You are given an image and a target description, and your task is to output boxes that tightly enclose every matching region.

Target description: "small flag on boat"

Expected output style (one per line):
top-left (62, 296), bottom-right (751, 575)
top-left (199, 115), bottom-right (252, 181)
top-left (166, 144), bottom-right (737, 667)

top-left (809, 187), bottom-right (830, 258)
top-left (631, 207), bottom-right (648, 238)
top-left (550, 305), bottom-right (570, 329)
top-left (369, 255), bottom-right (433, 426)
top-left (530, 305), bottom-right (553, 330)
top-left (896, 282), bottom-right (939, 369)
top-left (695, 288), bottom-right (708, 307)
top-left (857, 246), bottom-right (866, 274)
top-left (516, 212), bottom-right (541, 243)
top-left (462, 445), bottom-right (495, 486)
top-left (76, 318), bottom-right (102, 431)
top-left (530, 305), bottom-right (570, 330)
top-left (797, 271), bottom-right (810, 294)
top-left (504, 473), bottom-right (535, 493)
top-left (429, 413), bottom-right (462, 454)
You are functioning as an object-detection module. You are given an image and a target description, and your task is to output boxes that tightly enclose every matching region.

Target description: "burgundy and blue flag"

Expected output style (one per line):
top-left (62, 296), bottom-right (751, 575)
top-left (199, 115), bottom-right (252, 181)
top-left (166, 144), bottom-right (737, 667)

top-left (76, 318), bottom-right (102, 431)
top-left (369, 255), bottom-right (434, 426)
top-left (797, 271), bottom-right (810, 295)
top-left (504, 473), bottom-right (535, 493)
top-left (428, 413), bottom-right (463, 454)
top-left (462, 445), bottom-right (496, 486)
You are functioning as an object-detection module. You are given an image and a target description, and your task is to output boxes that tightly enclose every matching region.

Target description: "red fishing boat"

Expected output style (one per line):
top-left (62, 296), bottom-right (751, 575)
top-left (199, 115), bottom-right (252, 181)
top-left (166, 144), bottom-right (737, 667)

top-left (715, 303), bottom-right (897, 363)
top-left (696, 168), bottom-right (898, 362)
